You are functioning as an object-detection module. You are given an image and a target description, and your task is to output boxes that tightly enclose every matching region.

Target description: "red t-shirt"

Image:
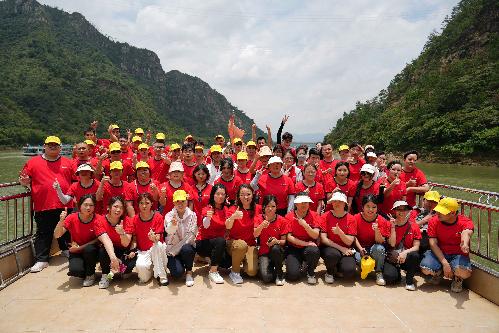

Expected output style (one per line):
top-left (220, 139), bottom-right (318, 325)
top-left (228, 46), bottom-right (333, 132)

top-left (160, 181), bottom-right (195, 217)
top-left (22, 155), bottom-right (73, 212)
top-left (400, 167), bottom-right (427, 207)
top-left (100, 181), bottom-right (129, 213)
top-left (197, 206), bottom-right (230, 240)
top-left (227, 205), bottom-right (261, 245)
top-left (94, 215), bottom-right (129, 248)
top-left (352, 180), bottom-right (382, 213)
top-left (393, 221), bottom-right (421, 249)
top-left (320, 212), bottom-right (356, 248)
top-left (120, 150), bottom-right (133, 163)
top-left (324, 177), bottom-right (356, 212)
top-left (71, 158), bottom-right (97, 181)
top-left (125, 180), bottom-right (159, 213)
top-left (319, 159), bottom-right (338, 186)
top-left (215, 176), bottom-right (244, 202)
top-left (102, 159), bottom-right (134, 181)
top-left (348, 158), bottom-right (365, 183)
top-left (125, 212), bottom-right (164, 251)
top-left (147, 158), bottom-right (169, 184)
top-left (353, 213), bottom-right (391, 248)
top-left (378, 179), bottom-right (407, 215)
top-left (235, 170), bottom-right (252, 184)
top-left (427, 215), bottom-right (474, 256)
top-left (254, 214), bottom-right (288, 255)
top-left (182, 161), bottom-right (198, 186)
top-left (192, 184), bottom-right (213, 226)
top-left (67, 180), bottom-right (100, 206)
top-left (294, 181), bottom-right (325, 212)
top-left (284, 166), bottom-right (300, 184)
top-left (284, 210), bottom-right (321, 248)
top-left (258, 174), bottom-right (295, 210)
top-left (63, 213), bottom-right (98, 246)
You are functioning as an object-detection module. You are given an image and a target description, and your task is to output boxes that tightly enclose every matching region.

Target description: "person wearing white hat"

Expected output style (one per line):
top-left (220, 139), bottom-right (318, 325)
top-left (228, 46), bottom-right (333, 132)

top-left (351, 163), bottom-right (384, 214)
top-left (251, 155), bottom-right (295, 216)
top-left (248, 145), bottom-right (272, 176)
top-left (285, 192), bottom-right (321, 284)
top-left (159, 161), bottom-right (195, 216)
top-left (320, 192), bottom-right (357, 283)
top-left (384, 201), bottom-right (421, 291)
top-left (364, 150), bottom-right (381, 181)
top-left (53, 164), bottom-right (100, 209)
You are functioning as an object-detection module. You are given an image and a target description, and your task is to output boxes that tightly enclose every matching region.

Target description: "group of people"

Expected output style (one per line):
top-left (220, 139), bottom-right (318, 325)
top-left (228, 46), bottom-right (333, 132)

top-left (19, 116), bottom-right (474, 293)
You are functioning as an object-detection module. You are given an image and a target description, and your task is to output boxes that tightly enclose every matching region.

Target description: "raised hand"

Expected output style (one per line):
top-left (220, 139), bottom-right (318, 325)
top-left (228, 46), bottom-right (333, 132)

top-left (115, 221), bottom-right (125, 236)
top-left (282, 115), bottom-right (289, 124)
top-left (260, 219), bottom-right (270, 229)
top-left (332, 223), bottom-right (342, 235)
top-left (52, 178), bottom-right (61, 190)
top-left (232, 206), bottom-right (243, 220)
top-left (171, 215), bottom-right (178, 226)
top-left (102, 175), bottom-right (111, 183)
top-left (60, 207), bottom-right (68, 220)
top-left (206, 205), bottom-right (214, 219)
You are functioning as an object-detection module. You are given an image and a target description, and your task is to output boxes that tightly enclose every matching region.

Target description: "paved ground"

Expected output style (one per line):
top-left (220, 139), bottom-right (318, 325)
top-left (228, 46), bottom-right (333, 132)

top-left (1, 254), bottom-right (498, 333)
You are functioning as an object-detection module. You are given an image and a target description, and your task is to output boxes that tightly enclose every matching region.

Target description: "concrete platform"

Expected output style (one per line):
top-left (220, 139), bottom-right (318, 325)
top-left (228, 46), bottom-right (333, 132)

top-left (1, 255), bottom-right (498, 333)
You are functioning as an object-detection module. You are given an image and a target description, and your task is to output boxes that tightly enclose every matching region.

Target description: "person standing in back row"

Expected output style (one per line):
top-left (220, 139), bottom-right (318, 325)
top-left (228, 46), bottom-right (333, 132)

top-left (19, 136), bottom-right (73, 273)
top-left (400, 150), bottom-right (429, 207)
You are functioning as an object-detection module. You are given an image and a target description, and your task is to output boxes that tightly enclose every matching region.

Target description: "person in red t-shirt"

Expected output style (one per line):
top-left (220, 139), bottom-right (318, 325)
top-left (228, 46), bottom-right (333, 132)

top-left (94, 196), bottom-right (137, 288)
top-left (125, 161), bottom-right (160, 216)
top-left (320, 192), bottom-right (356, 282)
top-left (306, 148), bottom-right (324, 184)
top-left (324, 161), bottom-right (356, 212)
top-left (71, 142), bottom-right (96, 181)
top-left (400, 150), bottom-right (429, 207)
top-left (384, 201), bottom-right (421, 291)
top-left (254, 194), bottom-right (287, 285)
top-left (295, 163), bottom-right (325, 213)
top-left (319, 143), bottom-right (337, 186)
top-left (285, 193), bottom-right (321, 284)
top-left (378, 161), bottom-right (407, 217)
top-left (54, 163), bottom-right (100, 209)
top-left (159, 161), bottom-right (195, 217)
top-left (122, 193), bottom-right (169, 286)
top-left (346, 142), bottom-right (365, 183)
top-left (196, 184), bottom-right (230, 284)
top-left (95, 161), bottom-right (130, 215)
top-left (225, 185), bottom-right (259, 284)
top-left (147, 141), bottom-right (170, 184)
top-left (19, 136), bottom-right (73, 273)
top-left (351, 164), bottom-right (384, 214)
top-left (53, 195), bottom-right (99, 286)
top-left (95, 142), bottom-right (134, 182)
top-left (235, 151), bottom-right (252, 184)
top-left (215, 158), bottom-right (243, 205)
top-left (352, 194), bottom-right (391, 286)
top-left (282, 150), bottom-right (303, 184)
top-left (181, 143), bottom-right (198, 186)
top-left (420, 197), bottom-right (474, 293)
top-left (191, 164), bottom-right (213, 226)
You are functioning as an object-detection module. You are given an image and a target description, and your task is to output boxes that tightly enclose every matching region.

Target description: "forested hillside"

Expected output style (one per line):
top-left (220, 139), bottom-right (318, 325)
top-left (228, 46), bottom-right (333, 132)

top-left (324, 0), bottom-right (498, 162)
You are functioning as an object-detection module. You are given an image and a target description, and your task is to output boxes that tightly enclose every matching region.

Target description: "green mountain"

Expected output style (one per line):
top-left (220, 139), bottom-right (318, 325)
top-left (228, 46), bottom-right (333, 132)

top-left (0, 0), bottom-right (263, 146)
top-left (324, 0), bottom-right (498, 162)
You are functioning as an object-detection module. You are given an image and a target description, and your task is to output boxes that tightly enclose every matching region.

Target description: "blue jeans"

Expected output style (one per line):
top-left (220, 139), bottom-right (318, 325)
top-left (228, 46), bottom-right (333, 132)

top-left (420, 250), bottom-right (472, 273)
top-left (354, 244), bottom-right (386, 273)
top-left (167, 244), bottom-right (196, 278)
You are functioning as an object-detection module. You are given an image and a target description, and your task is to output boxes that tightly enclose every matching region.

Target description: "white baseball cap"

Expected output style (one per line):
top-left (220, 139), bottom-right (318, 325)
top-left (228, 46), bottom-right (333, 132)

top-left (294, 194), bottom-right (314, 204)
top-left (76, 163), bottom-right (94, 174)
top-left (329, 192), bottom-right (348, 204)
top-left (366, 151), bottom-right (377, 158)
top-left (360, 164), bottom-right (376, 174)
top-left (169, 161), bottom-right (184, 173)
top-left (392, 200), bottom-right (411, 210)
top-left (268, 156), bottom-right (283, 165)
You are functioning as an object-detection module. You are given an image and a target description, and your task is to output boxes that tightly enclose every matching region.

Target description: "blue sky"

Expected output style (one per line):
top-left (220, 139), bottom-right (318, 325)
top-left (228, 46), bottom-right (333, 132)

top-left (39, 0), bottom-right (459, 141)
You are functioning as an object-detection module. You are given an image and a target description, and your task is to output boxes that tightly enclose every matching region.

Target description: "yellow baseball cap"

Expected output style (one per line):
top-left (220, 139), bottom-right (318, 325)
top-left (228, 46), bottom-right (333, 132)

top-left (434, 197), bottom-right (459, 215)
top-left (237, 152), bottom-right (248, 160)
top-left (156, 133), bottom-right (166, 140)
top-left (109, 161), bottom-right (123, 170)
top-left (84, 139), bottom-right (95, 146)
top-left (134, 128), bottom-right (144, 134)
top-left (173, 189), bottom-right (188, 202)
top-left (424, 190), bottom-right (441, 203)
top-left (246, 140), bottom-right (256, 147)
top-left (110, 124), bottom-right (119, 129)
top-left (339, 144), bottom-right (349, 152)
top-left (170, 143), bottom-right (181, 151)
top-left (195, 145), bottom-right (204, 151)
top-left (45, 136), bottom-right (61, 145)
top-left (132, 136), bottom-right (142, 143)
top-left (138, 143), bottom-right (149, 150)
top-left (109, 142), bottom-right (121, 152)
top-left (135, 161), bottom-right (149, 169)
top-left (210, 145), bottom-right (222, 153)
top-left (233, 138), bottom-right (242, 144)
top-left (215, 134), bottom-right (224, 140)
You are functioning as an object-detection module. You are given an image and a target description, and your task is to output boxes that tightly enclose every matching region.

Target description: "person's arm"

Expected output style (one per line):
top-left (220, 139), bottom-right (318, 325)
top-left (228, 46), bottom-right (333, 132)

top-left (373, 223), bottom-right (386, 244)
top-left (429, 237), bottom-right (453, 278)
top-left (95, 176), bottom-right (108, 201)
top-left (108, 125), bottom-right (118, 142)
top-left (115, 222), bottom-right (132, 248)
top-left (250, 172), bottom-right (261, 191)
top-left (387, 223), bottom-right (396, 247)
top-left (320, 233), bottom-right (352, 254)
top-left (254, 220), bottom-right (269, 237)
top-left (287, 233), bottom-right (312, 247)
top-left (316, 200), bottom-right (324, 214)
top-left (54, 210), bottom-right (68, 238)
top-left (460, 229), bottom-right (473, 254)
top-left (53, 180), bottom-right (72, 205)
top-left (98, 233), bottom-right (120, 272)
top-left (251, 124), bottom-right (257, 142)
top-left (95, 154), bottom-right (108, 178)
top-left (407, 183), bottom-right (430, 194)
top-left (276, 115), bottom-right (288, 145)
top-left (126, 201), bottom-right (136, 217)
top-left (286, 195), bottom-right (295, 213)
top-left (266, 125), bottom-right (273, 148)
top-left (225, 207), bottom-right (242, 229)
top-left (297, 218), bottom-right (320, 239)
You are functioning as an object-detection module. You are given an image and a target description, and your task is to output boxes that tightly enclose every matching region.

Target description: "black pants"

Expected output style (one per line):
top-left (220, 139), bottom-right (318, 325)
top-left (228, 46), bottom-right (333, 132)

top-left (195, 237), bottom-right (226, 267)
top-left (167, 244), bottom-right (196, 278)
top-left (419, 231), bottom-right (429, 256)
top-left (285, 245), bottom-right (320, 281)
top-left (259, 245), bottom-right (284, 282)
top-left (320, 246), bottom-right (356, 278)
top-left (382, 251), bottom-right (420, 284)
top-left (34, 209), bottom-right (70, 262)
top-left (98, 246), bottom-right (136, 274)
top-left (68, 243), bottom-right (99, 278)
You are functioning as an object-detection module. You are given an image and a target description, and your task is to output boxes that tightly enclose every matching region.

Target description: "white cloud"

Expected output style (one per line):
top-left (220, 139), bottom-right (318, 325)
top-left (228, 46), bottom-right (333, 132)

top-left (39, 0), bottom-right (459, 139)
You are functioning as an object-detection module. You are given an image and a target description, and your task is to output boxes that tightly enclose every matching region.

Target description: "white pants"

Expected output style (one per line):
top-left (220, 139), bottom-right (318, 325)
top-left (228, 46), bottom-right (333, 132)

top-left (136, 242), bottom-right (168, 283)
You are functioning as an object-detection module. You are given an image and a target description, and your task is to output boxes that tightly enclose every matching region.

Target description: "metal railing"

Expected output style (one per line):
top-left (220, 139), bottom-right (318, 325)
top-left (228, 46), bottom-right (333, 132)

top-left (0, 182), bottom-right (33, 247)
top-left (426, 181), bottom-right (499, 273)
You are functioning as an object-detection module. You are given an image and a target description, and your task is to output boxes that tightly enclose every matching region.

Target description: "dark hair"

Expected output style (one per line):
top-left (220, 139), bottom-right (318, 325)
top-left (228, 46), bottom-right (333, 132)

top-left (235, 184), bottom-right (256, 217)
top-left (350, 141), bottom-right (361, 149)
top-left (403, 150), bottom-right (419, 160)
top-left (308, 148), bottom-right (320, 157)
top-left (138, 192), bottom-right (154, 207)
top-left (262, 195), bottom-right (277, 210)
top-left (376, 150), bottom-right (385, 156)
top-left (352, 180), bottom-right (384, 214)
top-left (303, 163), bottom-right (317, 172)
top-left (386, 160), bottom-right (402, 170)
top-left (209, 183), bottom-right (227, 208)
top-left (197, 140), bottom-right (205, 147)
top-left (361, 194), bottom-right (378, 209)
top-left (193, 163), bottom-right (210, 184)
top-left (83, 128), bottom-right (95, 136)
top-left (296, 145), bottom-right (308, 155)
top-left (334, 161), bottom-right (350, 178)
top-left (78, 194), bottom-right (96, 209)
top-left (256, 136), bottom-right (266, 143)
top-left (283, 150), bottom-right (297, 164)
top-left (182, 143), bottom-right (194, 152)
top-left (220, 158), bottom-right (234, 175)
top-left (273, 145), bottom-right (284, 154)
top-left (107, 196), bottom-right (126, 219)
top-left (282, 132), bottom-right (293, 141)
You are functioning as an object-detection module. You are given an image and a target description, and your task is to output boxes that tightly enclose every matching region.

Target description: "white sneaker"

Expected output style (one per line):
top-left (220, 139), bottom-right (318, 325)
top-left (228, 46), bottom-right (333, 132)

top-left (275, 277), bottom-right (285, 286)
top-left (30, 261), bottom-right (49, 273)
top-left (98, 276), bottom-right (110, 289)
top-left (405, 284), bottom-right (416, 291)
top-left (208, 271), bottom-right (224, 284)
top-left (324, 273), bottom-right (335, 284)
top-left (307, 274), bottom-right (317, 285)
top-left (451, 277), bottom-right (463, 293)
top-left (376, 272), bottom-right (386, 286)
top-left (82, 274), bottom-right (95, 287)
top-left (229, 271), bottom-right (244, 284)
top-left (61, 250), bottom-right (70, 258)
top-left (159, 277), bottom-right (169, 286)
top-left (185, 274), bottom-right (194, 287)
